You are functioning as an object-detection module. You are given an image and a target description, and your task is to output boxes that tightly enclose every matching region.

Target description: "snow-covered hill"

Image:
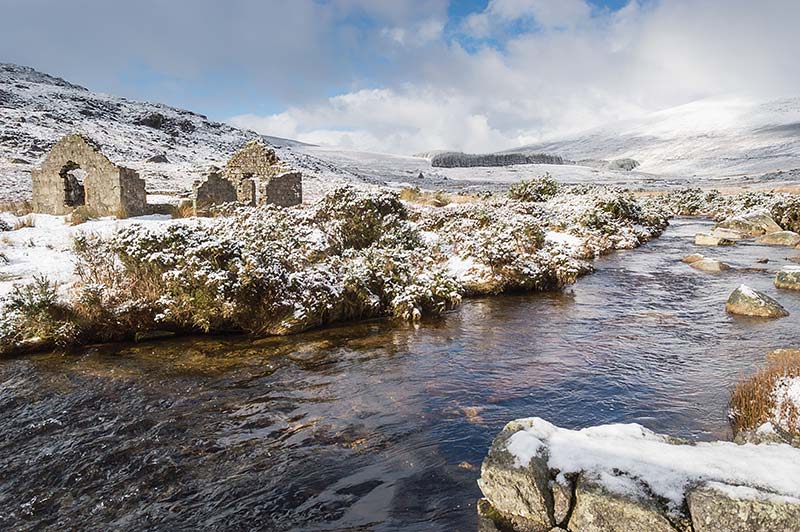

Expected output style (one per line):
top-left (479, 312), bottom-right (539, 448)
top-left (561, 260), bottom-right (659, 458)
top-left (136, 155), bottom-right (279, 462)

top-left (0, 63), bottom-right (355, 202)
top-left (507, 96), bottom-right (800, 178)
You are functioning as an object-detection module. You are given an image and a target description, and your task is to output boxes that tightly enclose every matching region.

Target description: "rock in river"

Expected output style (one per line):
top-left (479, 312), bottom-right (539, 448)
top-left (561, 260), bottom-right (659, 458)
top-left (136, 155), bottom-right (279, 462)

top-left (477, 418), bottom-right (800, 532)
top-left (757, 230), bottom-right (800, 246)
top-left (725, 284), bottom-right (789, 318)
top-left (682, 253), bottom-right (705, 264)
top-left (695, 233), bottom-right (735, 246)
top-left (690, 258), bottom-right (731, 272)
top-left (775, 266), bottom-right (800, 291)
top-left (715, 210), bottom-right (783, 236)
top-left (687, 482), bottom-right (800, 532)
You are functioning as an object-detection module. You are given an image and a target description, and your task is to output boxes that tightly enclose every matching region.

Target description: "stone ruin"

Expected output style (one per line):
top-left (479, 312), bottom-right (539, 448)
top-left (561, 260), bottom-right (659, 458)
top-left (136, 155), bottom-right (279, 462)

top-left (221, 139), bottom-right (302, 208)
top-left (32, 134), bottom-right (147, 217)
top-left (192, 166), bottom-right (236, 215)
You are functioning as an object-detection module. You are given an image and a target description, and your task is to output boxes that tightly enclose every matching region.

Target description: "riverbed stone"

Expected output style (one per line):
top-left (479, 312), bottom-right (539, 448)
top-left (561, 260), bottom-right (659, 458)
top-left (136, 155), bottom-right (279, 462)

top-left (690, 258), bottom-right (731, 272)
top-left (687, 482), bottom-right (800, 532)
top-left (478, 421), bottom-right (555, 531)
top-left (775, 266), bottom-right (800, 291)
top-left (715, 210), bottom-right (783, 236)
top-left (725, 285), bottom-right (789, 318)
top-left (757, 230), bottom-right (800, 246)
top-left (682, 253), bottom-right (705, 263)
top-left (569, 475), bottom-right (680, 532)
top-left (695, 233), bottom-right (735, 246)
top-left (711, 228), bottom-right (748, 240)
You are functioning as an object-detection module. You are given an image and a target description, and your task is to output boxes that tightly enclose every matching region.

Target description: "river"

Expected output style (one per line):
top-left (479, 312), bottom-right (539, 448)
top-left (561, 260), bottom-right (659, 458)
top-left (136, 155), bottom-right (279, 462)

top-left (2, 218), bottom-right (799, 531)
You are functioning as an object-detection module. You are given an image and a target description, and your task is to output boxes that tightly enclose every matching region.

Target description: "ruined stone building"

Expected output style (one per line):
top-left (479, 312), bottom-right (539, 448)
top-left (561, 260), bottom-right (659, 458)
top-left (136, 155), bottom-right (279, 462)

top-left (222, 139), bottom-right (302, 207)
top-left (192, 166), bottom-right (237, 215)
top-left (32, 134), bottom-right (147, 216)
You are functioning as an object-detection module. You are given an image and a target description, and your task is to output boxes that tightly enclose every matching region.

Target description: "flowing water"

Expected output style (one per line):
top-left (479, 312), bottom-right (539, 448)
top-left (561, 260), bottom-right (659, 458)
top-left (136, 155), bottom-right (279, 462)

top-left (2, 218), bottom-right (800, 531)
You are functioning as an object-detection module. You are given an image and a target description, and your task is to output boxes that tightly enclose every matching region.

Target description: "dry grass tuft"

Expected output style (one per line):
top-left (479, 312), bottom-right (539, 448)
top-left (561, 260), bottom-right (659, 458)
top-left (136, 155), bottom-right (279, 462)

top-left (69, 206), bottom-right (101, 226)
top-left (0, 200), bottom-right (33, 216)
top-left (398, 187), bottom-right (479, 207)
top-left (13, 215), bottom-right (36, 230)
top-left (730, 349), bottom-right (800, 436)
top-left (171, 201), bottom-right (196, 219)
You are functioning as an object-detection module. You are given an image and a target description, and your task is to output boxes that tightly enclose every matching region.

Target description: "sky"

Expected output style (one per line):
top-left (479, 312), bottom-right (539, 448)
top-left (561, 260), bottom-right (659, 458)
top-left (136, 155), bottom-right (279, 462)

top-left (1, 0), bottom-right (798, 154)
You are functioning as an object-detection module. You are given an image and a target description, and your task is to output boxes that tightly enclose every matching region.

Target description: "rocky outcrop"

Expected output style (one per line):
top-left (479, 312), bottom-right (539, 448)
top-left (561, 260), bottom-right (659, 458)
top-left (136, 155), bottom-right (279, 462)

top-left (775, 266), bottom-right (800, 291)
top-left (726, 284), bottom-right (789, 318)
top-left (477, 418), bottom-right (800, 532)
top-left (695, 233), bottom-right (735, 246)
top-left (688, 483), bottom-right (800, 532)
top-left (757, 230), bottom-right (800, 246)
top-left (715, 210), bottom-right (782, 236)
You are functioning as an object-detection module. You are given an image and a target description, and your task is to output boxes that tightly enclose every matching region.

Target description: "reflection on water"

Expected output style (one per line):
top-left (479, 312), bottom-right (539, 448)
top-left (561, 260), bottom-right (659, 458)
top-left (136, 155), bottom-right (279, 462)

top-left (2, 218), bottom-right (800, 531)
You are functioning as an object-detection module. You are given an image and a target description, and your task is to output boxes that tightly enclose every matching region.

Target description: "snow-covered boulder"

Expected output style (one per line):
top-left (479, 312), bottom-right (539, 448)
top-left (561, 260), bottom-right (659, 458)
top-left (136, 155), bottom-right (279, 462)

top-left (775, 266), bottom-right (800, 291)
top-left (690, 258), bottom-right (731, 272)
top-left (757, 230), bottom-right (800, 246)
top-left (726, 284), bottom-right (789, 318)
top-left (715, 210), bottom-right (782, 236)
top-left (477, 418), bottom-right (800, 532)
top-left (695, 232), bottom-right (735, 246)
top-left (687, 482), bottom-right (800, 532)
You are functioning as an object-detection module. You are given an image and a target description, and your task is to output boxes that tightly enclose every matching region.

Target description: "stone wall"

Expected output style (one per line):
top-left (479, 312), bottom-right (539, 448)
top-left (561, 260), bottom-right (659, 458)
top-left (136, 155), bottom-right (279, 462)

top-left (222, 139), bottom-right (302, 207)
top-left (261, 170), bottom-right (302, 207)
top-left (31, 134), bottom-right (147, 217)
top-left (193, 167), bottom-right (237, 215)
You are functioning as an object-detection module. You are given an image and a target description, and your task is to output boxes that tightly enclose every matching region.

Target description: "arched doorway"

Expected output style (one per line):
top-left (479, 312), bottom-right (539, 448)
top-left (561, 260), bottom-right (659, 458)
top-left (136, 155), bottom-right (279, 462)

top-left (59, 161), bottom-right (86, 208)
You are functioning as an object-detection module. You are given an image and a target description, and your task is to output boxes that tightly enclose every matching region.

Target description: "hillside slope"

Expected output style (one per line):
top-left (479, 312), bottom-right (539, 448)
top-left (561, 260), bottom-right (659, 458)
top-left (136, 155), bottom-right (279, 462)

top-left (507, 96), bottom-right (800, 178)
top-left (0, 63), bottom-right (350, 201)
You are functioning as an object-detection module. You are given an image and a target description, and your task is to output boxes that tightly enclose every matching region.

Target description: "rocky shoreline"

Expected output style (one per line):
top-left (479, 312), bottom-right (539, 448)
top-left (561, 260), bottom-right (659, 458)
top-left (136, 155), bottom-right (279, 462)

top-left (477, 418), bottom-right (800, 532)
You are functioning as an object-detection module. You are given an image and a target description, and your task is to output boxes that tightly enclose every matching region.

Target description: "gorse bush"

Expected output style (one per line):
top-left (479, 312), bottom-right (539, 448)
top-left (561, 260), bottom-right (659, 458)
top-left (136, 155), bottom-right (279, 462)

top-left (771, 197), bottom-right (800, 233)
top-left (508, 174), bottom-right (560, 202)
top-left (0, 185), bottom-right (676, 354)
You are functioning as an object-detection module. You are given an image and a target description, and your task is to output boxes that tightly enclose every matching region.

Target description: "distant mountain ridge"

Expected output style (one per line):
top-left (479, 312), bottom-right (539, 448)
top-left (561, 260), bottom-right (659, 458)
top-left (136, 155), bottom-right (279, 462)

top-left (502, 96), bottom-right (800, 177)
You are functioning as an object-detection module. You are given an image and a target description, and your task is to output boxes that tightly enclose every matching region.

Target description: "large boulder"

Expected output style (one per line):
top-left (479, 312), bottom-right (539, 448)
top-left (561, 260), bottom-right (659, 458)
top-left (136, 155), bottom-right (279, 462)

top-left (695, 233), bottom-right (735, 246)
top-left (477, 420), bottom-right (557, 531)
top-left (711, 228), bottom-right (748, 240)
top-left (757, 230), bottom-right (800, 246)
top-left (478, 418), bottom-right (800, 532)
top-left (690, 258), bottom-right (731, 272)
top-left (775, 266), bottom-right (800, 291)
top-left (725, 285), bottom-right (789, 318)
top-left (569, 475), bottom-right (680, 532)
top-left (688, 482), bottom-right (800, 532)
top-left (716, 210), bottom-right (783, 236)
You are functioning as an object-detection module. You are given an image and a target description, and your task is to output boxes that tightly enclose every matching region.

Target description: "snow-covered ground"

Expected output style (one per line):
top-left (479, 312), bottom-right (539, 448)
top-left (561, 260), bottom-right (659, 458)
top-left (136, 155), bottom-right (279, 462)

top-left (0, 213), bottom-right (178, 297)
top-left (509, 95), bottom-right (800, 179)
top-left (505, 417), bottom-right (800, 509)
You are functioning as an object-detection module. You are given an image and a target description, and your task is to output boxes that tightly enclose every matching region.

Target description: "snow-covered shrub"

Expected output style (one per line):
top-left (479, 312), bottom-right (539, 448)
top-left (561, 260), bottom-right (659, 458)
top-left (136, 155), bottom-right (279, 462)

top-left (314, 186), bottom-right (417, 252)
top-left (508, 174), bottom-right (560, 202)
top-left (771, 196), bottom-right (800, 232)
top-left (0, 219), bottom-right (10, 232)
top-left (0, 276), bottom-right (78, 352)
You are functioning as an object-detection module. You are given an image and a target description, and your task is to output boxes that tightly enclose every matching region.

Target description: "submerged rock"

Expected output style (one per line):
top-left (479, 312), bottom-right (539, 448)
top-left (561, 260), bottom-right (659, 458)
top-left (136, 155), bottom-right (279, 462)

top-left (690, 258), bottom-right (731, 272)
top-left (682, 253), bottom-right (705, 264)
top-left (757, 230), bottom-right (800, 246)
top-left (726, 285), bottom-right (789, 318)
top-left (775, 266), bottom-right (800, 291)
top-left (688, 482), bottom-right (800, 532)
top-left (716, 210), bottom-right (783, 236)
top-left (695, 233), bottom-right (735, 246)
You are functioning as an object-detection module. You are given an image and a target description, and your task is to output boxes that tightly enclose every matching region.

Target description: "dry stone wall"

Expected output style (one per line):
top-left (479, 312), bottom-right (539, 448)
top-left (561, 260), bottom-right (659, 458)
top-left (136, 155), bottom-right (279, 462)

top-left (222, 139), bottom-right (302, 207)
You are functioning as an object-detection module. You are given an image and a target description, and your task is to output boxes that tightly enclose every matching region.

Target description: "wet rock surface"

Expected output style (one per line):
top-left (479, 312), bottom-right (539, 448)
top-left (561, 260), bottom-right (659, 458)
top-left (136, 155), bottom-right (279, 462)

top-left (725, 284), bottom-right (789, 318)
top-left (688, 483), bottom-right (800, 532)
top-left (775, 266), bottom-right (800, 291)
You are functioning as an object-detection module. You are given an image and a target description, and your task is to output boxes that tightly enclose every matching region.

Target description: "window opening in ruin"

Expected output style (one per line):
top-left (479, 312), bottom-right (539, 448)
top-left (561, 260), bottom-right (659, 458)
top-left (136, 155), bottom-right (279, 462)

top-left (59, 161), bottom-right (86, 207)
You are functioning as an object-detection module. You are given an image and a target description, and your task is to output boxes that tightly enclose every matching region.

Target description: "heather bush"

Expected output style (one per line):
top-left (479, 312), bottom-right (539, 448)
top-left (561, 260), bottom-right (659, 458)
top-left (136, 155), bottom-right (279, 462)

top-left (508, 174), bottom-right (560, 202)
